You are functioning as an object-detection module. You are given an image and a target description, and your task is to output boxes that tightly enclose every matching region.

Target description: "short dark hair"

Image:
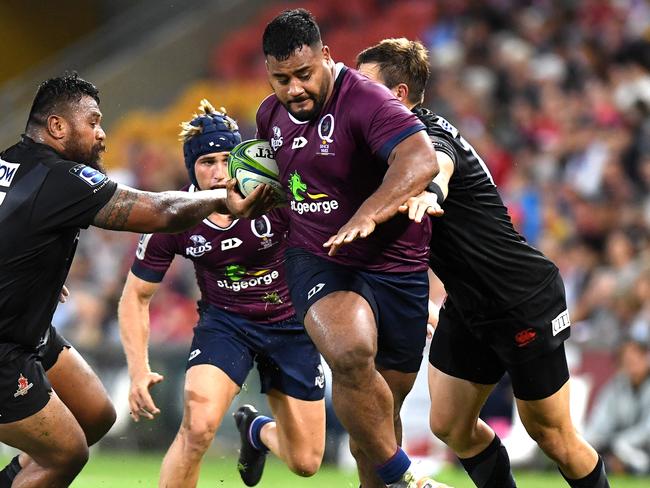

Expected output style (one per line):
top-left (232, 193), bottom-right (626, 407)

top-left (262, 8), bottom-right (321, 61)
top-left (26, 72), bottom-right (100, 129)
top-left (356, 38), bottom-right (430, 106)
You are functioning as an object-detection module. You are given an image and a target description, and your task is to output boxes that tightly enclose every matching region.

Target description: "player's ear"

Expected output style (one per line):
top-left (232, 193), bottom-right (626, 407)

top-left (322, 45), bottom-right (331, 61)
top-left (395, 83), bottom-right (410, 104)
top-left (46, 114), bottom-right (67, 140)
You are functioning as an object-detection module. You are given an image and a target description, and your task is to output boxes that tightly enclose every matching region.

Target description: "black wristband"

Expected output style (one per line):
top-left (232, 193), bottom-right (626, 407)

top-left (427, 181), bottom-right (445, 203)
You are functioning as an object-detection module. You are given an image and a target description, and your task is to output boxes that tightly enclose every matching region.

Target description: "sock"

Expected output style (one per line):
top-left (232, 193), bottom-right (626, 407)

top-left (458, 434), bottom-right (516, 488)
top-left (0, 455), bottom-right (21, 488)
top-left (375, 447), bottom-right (411, 485)
top-left (248, 415), bottom-right (272, 452)
top-left (560, 456), bottom-right (610, 488)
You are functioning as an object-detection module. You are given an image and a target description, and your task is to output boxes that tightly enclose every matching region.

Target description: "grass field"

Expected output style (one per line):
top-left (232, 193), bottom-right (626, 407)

top-left (4, 453), bottom-right (648, 487)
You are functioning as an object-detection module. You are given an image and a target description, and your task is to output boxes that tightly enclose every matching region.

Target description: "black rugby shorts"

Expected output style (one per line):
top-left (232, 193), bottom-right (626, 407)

top-left (429, 272), bottom-right (570, 400)
top-left (0, 347), bottom-right (52, 423)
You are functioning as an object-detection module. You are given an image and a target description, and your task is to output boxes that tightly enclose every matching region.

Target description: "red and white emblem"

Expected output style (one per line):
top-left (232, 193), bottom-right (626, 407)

top-left (13, 373), bottom-right (33, 397)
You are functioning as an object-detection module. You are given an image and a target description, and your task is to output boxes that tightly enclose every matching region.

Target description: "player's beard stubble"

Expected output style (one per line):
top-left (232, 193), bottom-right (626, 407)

top-left (66, 128), bottom-right (107, 173)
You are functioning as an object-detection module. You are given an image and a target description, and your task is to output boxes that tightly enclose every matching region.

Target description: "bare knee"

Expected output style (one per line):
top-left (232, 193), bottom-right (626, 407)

top-left (429, 412), bottom-right (475, 452)
top-left (42, 441), bottom-right (89, 482)
top-left (429, 412), bottom-right (454, 443)
top-left (527, 425), bottom-right (573, 462)
top-left (85, 401), bottom-right (117, 446)
top-left (286, 450), bottom-right (322, 477)
top-left (179, 416), bottom-right (219, 456)
top-left (328, 345), bottom-right (375, 385)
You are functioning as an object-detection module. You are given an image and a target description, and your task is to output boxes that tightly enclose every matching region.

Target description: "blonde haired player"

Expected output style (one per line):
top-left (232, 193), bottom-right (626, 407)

top-left (118, 100), bottom-right (325, 487)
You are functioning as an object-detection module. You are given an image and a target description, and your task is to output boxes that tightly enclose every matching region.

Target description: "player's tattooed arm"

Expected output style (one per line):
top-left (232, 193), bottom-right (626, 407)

top-left (93, 184), bottom-right (230, 233)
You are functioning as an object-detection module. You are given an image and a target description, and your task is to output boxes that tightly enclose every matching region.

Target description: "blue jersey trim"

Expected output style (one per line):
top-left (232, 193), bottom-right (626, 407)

top-left (377, 124), bottom-right (426, 162)
top-left (131, 261), bottom-right (165, 283)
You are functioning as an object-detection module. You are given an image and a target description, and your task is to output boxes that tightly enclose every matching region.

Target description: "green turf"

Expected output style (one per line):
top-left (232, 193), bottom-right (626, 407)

top-left (3, 453), bottom-right (650, 487)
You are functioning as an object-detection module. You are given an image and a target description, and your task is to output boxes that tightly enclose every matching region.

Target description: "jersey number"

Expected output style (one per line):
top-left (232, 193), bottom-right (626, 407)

top-left (435, 116), bottom-right (495, 186)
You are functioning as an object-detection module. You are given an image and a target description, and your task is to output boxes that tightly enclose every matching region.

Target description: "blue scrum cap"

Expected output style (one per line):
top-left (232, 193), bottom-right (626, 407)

top-left (180, 99), bottom-right (241, 189)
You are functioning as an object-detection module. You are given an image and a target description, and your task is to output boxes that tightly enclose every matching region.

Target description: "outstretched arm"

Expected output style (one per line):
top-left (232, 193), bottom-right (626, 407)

top-left (118, 271), bottom-right (164, 421)
top-left (93, 180), bottom-right (276, 233)
top-left (398, 150), bottom-right (455, 222)
top-left (324, 130), bottom-right (437, 255)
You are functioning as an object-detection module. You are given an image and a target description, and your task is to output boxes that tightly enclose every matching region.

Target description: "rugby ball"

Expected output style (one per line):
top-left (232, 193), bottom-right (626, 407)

top-left (227, 139), bottom-right (284, 198)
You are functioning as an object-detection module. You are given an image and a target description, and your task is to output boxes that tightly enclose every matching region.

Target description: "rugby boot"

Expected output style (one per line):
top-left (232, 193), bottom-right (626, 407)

top-left (387, 470), bottom-right (453, 488)
top-left (234, 405), bottom-right (268, 486)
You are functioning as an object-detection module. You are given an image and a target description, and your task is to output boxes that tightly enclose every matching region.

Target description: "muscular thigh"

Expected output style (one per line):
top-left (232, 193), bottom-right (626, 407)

top-left (284, 248), bottom-right (379, 361)
top-left (182, 364), bottom-right (240, 430)
top-left (428, 364), bottom-right (494, 433)
top-left (304, 290), bottom-right (377, 364)
top-left (46, 346), bottom-right (114, 444)
top-left (0, 390), bottom-right (86, 468)
top-left (266, 389), bottom-right (325, 452)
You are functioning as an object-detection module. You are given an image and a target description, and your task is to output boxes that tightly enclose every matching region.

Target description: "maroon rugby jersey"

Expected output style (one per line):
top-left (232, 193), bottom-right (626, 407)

top-left (256, 64), bottom-right (431, 272)
top-left (131, 186), bottom-right (293, 323)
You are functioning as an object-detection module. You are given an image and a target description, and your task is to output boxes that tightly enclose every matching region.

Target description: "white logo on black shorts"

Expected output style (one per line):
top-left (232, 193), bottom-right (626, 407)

top-left (314, 364), bottom-right (325, 389)
top-left (551, 310), bottom-right (571, 336)
top-left (307, 283), bottom-right (325, 300)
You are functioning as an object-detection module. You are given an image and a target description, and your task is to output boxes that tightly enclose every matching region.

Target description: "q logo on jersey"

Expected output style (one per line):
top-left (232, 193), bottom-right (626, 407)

top-left (69, 164), bottom-right (107, 187)
top-left (251, 216), bottom-right (276, 250)
top-left (317, 114), bottom-right (335, 156)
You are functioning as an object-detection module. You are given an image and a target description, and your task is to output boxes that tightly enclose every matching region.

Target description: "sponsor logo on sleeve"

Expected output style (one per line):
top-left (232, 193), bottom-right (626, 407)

top-left (69, 164), bottom-right (108, 187)
top-left (136, 234), bottom-right (153, 260)
top-left (551, 310), bottom-right (571, 336)
top-left (188, 349), bottom-right (201, 361)
top-left (0, 159), bottom-right (20, 187)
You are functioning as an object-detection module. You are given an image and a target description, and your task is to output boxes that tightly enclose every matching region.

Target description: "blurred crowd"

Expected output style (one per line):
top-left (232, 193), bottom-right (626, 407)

top-left (53, 0), bottom-right (650, 472)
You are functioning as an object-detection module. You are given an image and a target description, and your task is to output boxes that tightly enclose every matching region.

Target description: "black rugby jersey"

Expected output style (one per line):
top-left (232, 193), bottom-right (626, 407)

top-left (0, 136), bottom-right (117, 350)
top-left (415, 107), bottom-right (558, 315)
